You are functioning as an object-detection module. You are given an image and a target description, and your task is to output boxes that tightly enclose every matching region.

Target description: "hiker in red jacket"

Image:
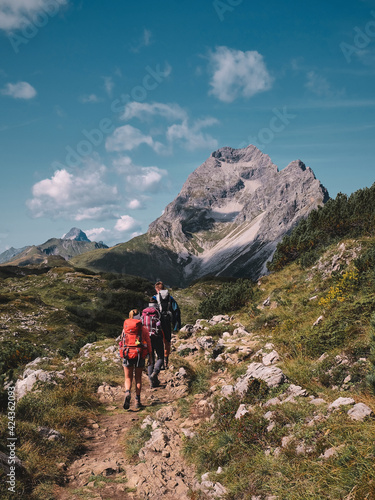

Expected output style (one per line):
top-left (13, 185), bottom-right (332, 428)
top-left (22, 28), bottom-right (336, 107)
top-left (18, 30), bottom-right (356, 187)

top-left (120, 309), bottom-right (152, 410)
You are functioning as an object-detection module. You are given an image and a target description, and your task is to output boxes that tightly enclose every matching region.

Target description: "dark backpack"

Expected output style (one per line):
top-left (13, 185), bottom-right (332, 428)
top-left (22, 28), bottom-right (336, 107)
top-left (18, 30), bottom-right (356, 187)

top-left (119, 318), bottom-right (148, 360)
top-left (156, 290), bottom-right (172, 317)
top-left (142, 307), bottom-right (162, 336)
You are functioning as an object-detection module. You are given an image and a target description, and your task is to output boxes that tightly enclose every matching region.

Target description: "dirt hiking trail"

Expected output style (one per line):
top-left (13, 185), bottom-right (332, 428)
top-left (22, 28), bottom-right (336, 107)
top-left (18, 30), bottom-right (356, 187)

top-left (53, 368), bottom-right (199, 500)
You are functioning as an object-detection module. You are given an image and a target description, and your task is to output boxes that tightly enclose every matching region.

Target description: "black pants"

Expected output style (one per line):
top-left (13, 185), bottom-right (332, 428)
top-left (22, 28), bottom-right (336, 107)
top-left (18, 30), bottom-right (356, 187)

top-left (160, 314), bottom-right (172, 343)
top-left (148, 334), bottom-right (164, 379)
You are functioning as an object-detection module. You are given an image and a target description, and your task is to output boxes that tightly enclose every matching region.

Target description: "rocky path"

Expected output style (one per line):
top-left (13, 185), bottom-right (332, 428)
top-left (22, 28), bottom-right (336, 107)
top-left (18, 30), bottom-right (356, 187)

top-left (53, 369), bottom-right (198, 500)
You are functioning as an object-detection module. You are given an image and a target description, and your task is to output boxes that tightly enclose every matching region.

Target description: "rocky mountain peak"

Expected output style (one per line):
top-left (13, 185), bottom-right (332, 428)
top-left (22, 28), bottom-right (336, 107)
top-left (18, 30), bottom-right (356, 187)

top-left (147, 145), bottom-right (329, 283)
top-left (62, 228), bottom-right (90, 242)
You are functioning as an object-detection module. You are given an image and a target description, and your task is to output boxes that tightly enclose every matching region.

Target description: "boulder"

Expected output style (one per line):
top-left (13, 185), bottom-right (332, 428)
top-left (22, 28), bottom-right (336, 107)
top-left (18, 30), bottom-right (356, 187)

top-left (328, 397), bottom-right (355, 411)
top-left (15, 369), bottom-right (65, 400)
top-left (235, 363), bottom-right (287, 394)
top-left (221, 385), bottom-right (234, 398)
top-left (139, 428), bottom-right (170, 456)
top-left (209, 315), bottom-right (230, 325)
top-left (196, 336), bottom-right (215, 350)
top-left (347, 403), bottom-right (373, 421)
top-left (262, 350), bottom-right (280, 366)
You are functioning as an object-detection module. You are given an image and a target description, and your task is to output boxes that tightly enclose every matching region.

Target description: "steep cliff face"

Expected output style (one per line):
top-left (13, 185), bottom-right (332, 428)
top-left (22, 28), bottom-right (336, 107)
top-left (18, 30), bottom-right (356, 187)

top-left (147, 145), bottom-right (329, 282)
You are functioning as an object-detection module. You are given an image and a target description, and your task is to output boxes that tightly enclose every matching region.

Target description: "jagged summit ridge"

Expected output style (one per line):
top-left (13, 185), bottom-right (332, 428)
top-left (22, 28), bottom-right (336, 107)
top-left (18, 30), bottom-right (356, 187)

top-left (147, 145), bottom-right (329, 283)
top-left (62, 227), bottom-right (90, 242)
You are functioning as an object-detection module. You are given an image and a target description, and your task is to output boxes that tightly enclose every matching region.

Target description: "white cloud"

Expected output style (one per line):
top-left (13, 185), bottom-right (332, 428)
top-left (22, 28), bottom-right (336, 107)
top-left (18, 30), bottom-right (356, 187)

top-left (112, 156), bottom-right (168, 194)
top-left (208, 46), bottom-right (273, 102)
top-left (0, 0), bottom-right (67, 31)
top-left (114, 215), bottom-right (140, 233)
top-left (129, 166), bottom-right (168, 193)
top-left (166, 117), bottom-right (219, 150)
top-left (112, 155), bottom-right (133, 173)
top-left (122, 102), bottom-right (187, 122)
top-left (305, 71), bottom-right (341, 98)
top-left (130, 28), bottom-right (153, 53)
top-left (113, 101), bottom-right (219, 153)
top-left (84, 227), bottom-right (110, 242)
top-left (103, 76), bottom-right (114, 97)
top-left (79, 93), bottom-right (99, 103)
top-left (1, 81), bottom-right (36, 99)
top-left (106, 125), bottom-right (162, 152)
top-left (27, 161), bottom-right (120, 221)
top-left (128, 199), bottom-right (142, 209)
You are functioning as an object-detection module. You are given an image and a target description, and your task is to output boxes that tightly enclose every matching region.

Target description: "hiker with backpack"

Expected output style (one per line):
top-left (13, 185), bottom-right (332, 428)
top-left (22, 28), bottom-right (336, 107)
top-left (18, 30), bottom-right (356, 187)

top-left (119, 309), bottom-right (152, 410)
top-left (153, 281), bottom-right (181, 369)
top-left (141, 298), bottom-right (165, 388)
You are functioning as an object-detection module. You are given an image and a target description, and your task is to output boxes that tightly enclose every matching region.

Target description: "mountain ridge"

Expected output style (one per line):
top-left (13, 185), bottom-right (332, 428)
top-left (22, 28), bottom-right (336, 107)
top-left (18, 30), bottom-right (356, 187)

top-left (0, 228), bottom-right (108, 267)
top-left (71, 145), bottom-right (329, 285)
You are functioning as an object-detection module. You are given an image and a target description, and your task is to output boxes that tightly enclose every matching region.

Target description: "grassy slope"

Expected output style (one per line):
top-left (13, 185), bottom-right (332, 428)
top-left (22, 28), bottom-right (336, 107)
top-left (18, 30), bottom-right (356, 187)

top-left (179, 237), bottom-right (375, 499)
top-left (70, 233), bottom-right (186, 287)
top-left (0, 265), bottom-right (155, 499)
top-left (1, 236), bottom-right (375, 499)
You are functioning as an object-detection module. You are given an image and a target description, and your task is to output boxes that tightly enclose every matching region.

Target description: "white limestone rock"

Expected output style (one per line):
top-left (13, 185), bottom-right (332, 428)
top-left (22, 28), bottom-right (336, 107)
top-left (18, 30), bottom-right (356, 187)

top-left (347, 403), bottom-right (373, 421)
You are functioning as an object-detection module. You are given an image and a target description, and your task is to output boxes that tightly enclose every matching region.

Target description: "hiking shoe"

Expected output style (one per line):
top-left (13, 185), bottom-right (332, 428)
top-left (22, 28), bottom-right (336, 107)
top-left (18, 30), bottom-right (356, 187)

top-left (150, 372), bottom-right (158, 387)
top-left (123, 393), bottom-right (131, 410)
top-left (151, 377), bottom-right (160, 388)
top-left (135, 398), bottom-right (143, 409)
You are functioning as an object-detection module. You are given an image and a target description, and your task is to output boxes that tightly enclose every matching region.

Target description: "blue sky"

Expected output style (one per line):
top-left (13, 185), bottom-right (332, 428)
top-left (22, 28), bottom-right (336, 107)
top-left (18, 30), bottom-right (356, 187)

top-left (0, 0), bottom-right (375, 251)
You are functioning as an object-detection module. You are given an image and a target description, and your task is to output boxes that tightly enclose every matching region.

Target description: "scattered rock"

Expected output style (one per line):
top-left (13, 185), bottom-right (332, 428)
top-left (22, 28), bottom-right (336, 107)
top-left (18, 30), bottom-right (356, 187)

top-left (347, 403), bottom-right (373, 421)
top-left (221, 385), bottom-right (234, 398)
top-left (15, 369), bottom-right (65, 400)
top-left (177, 343), bottom-right (198, 354)
top-left (328, 397), bottom-right (355, 411)
top-left (235, 363), bottom-right (287, 394)
top-left (235, 404), bottom-right (249, 419)
top-left (38, 426), bottom-right (64, 442)
top-left (155, 406), bottom-right (175, 422)
top-left (196, 336), bottom-right (214, 350)
top-left (262, 350), bottom-right (280, 366)
top-left (209, 315), bottom-right (230, 325)
top-left (313, 316), bottom-right (324, 326)
top-left (139, 428), bottom-right (169, 456)
top-left (319, 445), bottom-right (345, 460)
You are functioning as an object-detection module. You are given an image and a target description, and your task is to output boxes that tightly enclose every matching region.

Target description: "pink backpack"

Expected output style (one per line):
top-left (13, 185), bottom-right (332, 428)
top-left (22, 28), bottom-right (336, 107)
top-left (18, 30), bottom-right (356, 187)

top-left (142, 307), bottom-right (162, 336)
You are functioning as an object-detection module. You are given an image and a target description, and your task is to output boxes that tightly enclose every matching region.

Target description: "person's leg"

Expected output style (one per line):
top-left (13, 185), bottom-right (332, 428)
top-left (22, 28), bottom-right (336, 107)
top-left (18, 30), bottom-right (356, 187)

top-left (135, 366), bottom-right (142, 396)
top-left (123, 365), bottom-right (133, 409)
top-left (148, 337), bottom-right (156, 385)
top-left (153, 336), bottom-right (164, 376)
top-left (161, 317), bottom-right (172, 368)
top-left (124, 365), bottom-right (134, 392)
top-left (135, 366), bottom-right (143, 408)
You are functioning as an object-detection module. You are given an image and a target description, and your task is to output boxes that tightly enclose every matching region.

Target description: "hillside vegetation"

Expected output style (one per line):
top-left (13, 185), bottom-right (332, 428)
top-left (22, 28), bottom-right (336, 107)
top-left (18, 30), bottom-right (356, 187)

top-left (269, 182), bottom-right (375, 272)
top-left (173, 237), bottom-right (375, 499)
top-left (1, 182), bottom-right (375, 499)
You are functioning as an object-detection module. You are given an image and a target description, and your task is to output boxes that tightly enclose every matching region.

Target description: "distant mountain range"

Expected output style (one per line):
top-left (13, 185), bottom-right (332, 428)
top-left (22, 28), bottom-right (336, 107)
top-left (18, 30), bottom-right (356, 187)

top-left (70, 145), bottom-right (329, 286)
top-left (0, 227), bottom-right (108, 267)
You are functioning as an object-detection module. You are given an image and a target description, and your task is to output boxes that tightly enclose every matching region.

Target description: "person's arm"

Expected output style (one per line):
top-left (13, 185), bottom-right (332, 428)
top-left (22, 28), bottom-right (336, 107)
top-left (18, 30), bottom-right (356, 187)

top-left (170, 296), bottom-right (181, 331)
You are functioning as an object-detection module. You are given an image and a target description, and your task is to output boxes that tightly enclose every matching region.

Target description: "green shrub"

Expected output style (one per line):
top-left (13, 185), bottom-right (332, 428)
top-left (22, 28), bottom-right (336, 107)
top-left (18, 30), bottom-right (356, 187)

top-left (269, 184), bottom-right (375, 272)
top-left (366, 313), bottom-right (375, 395)
top-left (199, 279), bottom-right (255, 318)
top-left (58, 332), bottom-right (98, 359)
